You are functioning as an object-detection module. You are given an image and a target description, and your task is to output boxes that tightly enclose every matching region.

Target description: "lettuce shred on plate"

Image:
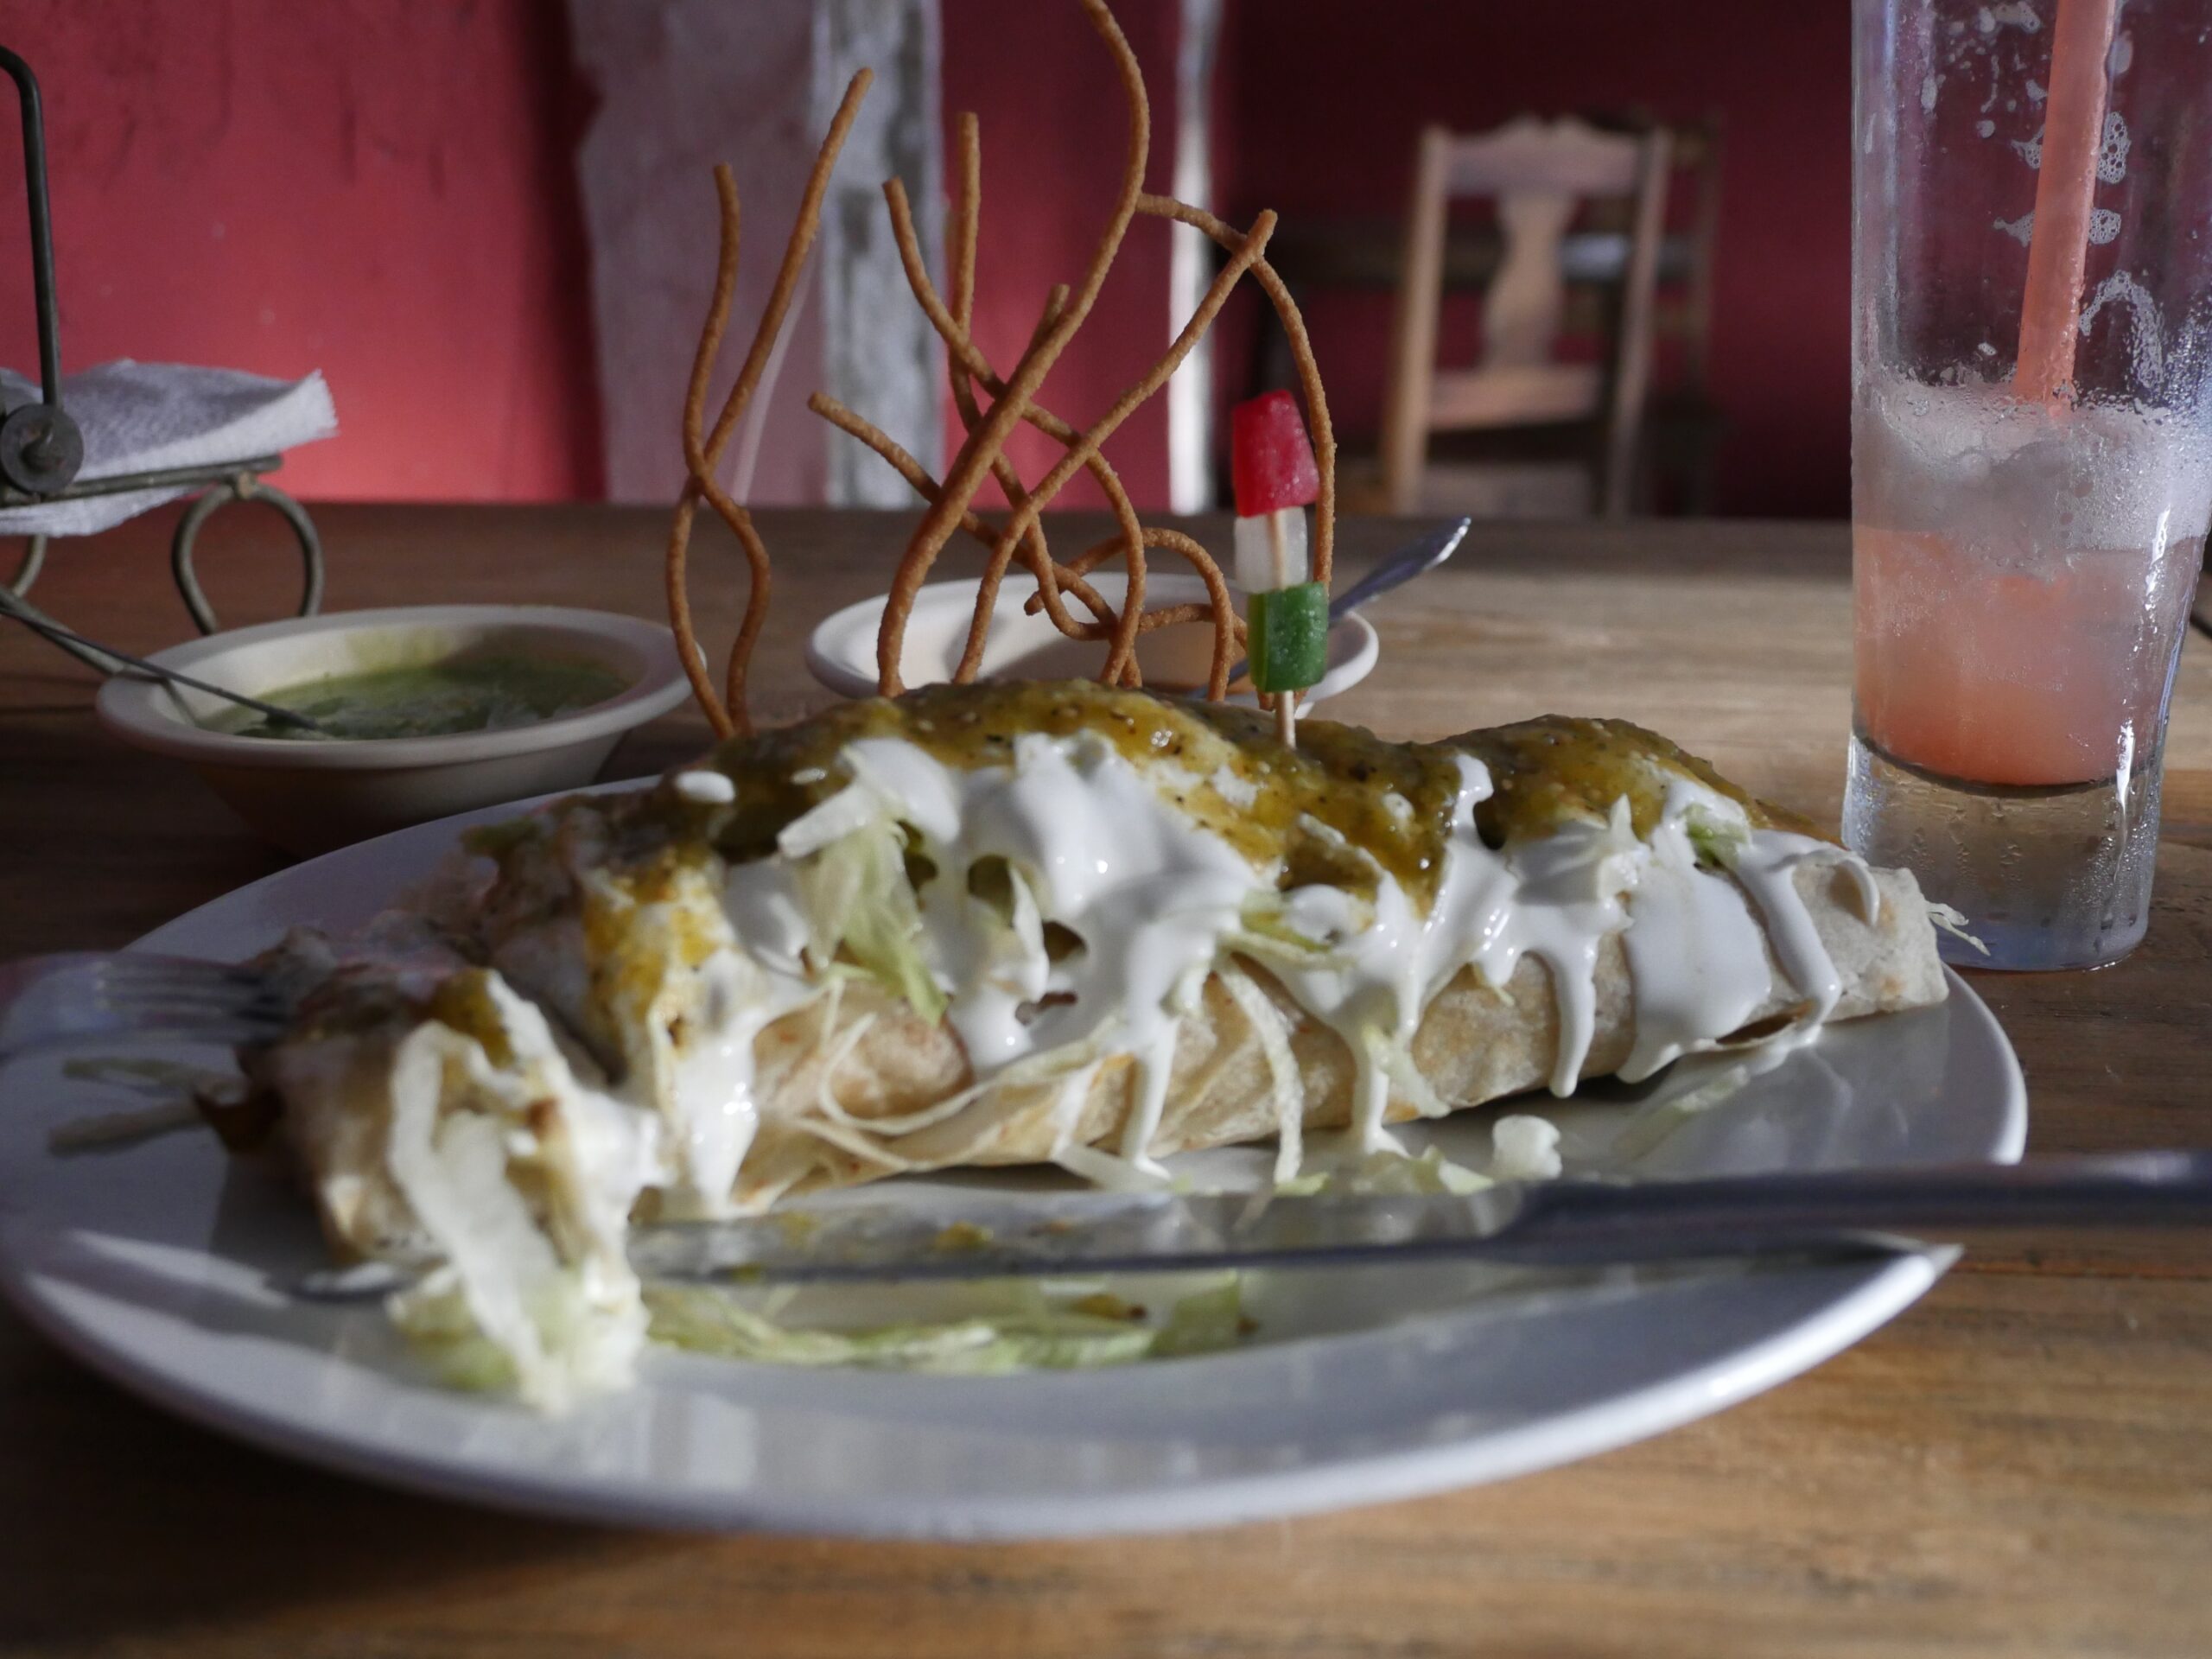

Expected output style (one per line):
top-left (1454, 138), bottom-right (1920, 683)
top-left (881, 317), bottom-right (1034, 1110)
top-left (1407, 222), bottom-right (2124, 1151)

top-left (639, 1274), bottom-right (1249, 1375)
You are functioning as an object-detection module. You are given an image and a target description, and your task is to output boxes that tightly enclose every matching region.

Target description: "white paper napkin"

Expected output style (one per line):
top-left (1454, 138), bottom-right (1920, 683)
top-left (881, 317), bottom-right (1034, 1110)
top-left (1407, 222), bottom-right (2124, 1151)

top-left (0, 361), bottom-right (338, 537)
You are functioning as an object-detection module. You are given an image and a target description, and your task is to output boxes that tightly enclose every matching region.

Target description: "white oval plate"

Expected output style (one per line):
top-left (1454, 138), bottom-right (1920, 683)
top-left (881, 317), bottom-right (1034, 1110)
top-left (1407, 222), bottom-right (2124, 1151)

top-left (807, 573), bottom-right (1379, 709)
top-left (0, 792), bottom-right (2024, 1539)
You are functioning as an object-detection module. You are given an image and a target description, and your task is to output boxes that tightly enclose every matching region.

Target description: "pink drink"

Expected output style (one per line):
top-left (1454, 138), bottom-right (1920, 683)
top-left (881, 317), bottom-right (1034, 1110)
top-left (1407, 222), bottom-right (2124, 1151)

top-left (1855, 524), bottom-right (2198, 791)
top-left (1844, 378), bottom-right (2208, 967)
top-left (1848, 0), bottom-right (2212, 968)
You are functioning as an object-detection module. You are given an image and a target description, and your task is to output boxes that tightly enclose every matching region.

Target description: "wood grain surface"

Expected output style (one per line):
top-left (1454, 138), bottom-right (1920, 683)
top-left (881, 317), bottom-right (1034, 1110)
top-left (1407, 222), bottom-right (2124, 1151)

top-left (3, 505), bottom-right (2208, 1658)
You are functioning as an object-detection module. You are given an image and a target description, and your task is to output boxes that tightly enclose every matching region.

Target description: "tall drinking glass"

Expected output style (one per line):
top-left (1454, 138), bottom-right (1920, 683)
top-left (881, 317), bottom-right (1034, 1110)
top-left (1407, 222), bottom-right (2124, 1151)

top-left (1845, 0), bottom-right (2212, 970)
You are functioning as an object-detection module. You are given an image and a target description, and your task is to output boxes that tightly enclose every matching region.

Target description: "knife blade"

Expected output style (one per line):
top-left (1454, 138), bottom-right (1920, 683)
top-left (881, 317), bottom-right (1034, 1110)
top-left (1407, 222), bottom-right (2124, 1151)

top-left (619, 1151), bottom-right (2212, 1285)
top-left (288, 1152), bottom-right (2212, 1302)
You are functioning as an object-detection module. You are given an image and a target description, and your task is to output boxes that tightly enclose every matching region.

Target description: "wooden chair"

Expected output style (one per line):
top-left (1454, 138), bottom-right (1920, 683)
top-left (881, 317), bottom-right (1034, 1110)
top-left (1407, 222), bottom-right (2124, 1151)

top-left (1370, 117), bottom-right (1673, 518)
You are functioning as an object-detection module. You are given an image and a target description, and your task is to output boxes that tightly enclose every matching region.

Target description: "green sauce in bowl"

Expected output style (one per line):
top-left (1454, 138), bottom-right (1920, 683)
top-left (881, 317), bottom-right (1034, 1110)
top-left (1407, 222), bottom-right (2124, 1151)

top-left (219, 654), bottom-right (632, 741)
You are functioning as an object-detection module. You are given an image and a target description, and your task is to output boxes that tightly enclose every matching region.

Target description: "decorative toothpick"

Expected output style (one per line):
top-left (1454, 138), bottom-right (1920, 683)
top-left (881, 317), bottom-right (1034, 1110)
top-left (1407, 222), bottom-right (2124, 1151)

top-left (1230, 391), bottom-right (1326, 748)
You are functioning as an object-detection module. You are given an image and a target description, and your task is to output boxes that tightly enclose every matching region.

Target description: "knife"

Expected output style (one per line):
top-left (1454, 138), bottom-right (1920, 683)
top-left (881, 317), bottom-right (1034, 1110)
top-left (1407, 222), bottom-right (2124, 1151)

top-left (614, 1151), bottom-right (2212, 1283)
top-left (289, 1152), bottom-right (2212, 1301)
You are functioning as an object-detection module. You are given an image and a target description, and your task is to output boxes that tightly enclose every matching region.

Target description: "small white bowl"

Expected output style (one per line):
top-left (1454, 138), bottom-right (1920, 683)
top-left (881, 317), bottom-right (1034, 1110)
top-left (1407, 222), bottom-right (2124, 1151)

top-left (806, 573), bottom-right (1378, 706)
top-left (96, 605), bottom-right (691, 855)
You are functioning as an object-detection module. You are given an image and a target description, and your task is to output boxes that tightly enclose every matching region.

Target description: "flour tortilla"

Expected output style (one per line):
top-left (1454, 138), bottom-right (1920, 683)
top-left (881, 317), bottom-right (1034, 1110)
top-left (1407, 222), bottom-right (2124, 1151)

top-left (261, 849), bottom-right (1941, 1253)
top-left (724, 851), bottom-right (1942, 1207)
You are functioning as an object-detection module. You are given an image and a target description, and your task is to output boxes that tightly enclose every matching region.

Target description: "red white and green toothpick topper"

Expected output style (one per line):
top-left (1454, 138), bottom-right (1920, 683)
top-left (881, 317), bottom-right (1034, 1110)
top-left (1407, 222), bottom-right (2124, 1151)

top-left (1230, 391), bottom-right (1326, 712)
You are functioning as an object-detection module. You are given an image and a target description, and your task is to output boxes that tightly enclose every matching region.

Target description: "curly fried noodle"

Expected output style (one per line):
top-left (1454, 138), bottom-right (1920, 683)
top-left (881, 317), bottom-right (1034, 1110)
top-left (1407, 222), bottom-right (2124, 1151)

top-left (664, 0), bottom-right (1335, 736)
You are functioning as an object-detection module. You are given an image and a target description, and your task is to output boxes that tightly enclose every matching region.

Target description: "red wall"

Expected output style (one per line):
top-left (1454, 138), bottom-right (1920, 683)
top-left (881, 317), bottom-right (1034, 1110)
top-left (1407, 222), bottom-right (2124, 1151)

top-left (0, 0), bottom-right (598, 502)
top-left (0, 2), bottom-right (1855, 518)
top-left (1215, 0), bottom-right (1854, 518)
top-left (940, 0), bottom-right (1179, 512)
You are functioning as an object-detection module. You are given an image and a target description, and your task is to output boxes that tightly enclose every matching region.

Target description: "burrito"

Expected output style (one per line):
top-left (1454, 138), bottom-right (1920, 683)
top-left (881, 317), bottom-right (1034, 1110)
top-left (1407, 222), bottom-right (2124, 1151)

top-left (235, 681), bottom-right (1947, 1403)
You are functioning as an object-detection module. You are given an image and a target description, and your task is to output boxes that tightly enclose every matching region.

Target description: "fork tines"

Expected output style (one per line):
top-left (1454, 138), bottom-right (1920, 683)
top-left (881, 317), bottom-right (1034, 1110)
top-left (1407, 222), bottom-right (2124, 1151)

top-left (0, 952), bottom-right (290, 1059)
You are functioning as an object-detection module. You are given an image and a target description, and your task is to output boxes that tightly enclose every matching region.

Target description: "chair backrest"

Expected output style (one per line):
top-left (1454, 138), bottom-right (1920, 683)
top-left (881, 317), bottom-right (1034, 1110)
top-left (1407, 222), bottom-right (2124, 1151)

top-left (1378, 116), bottom-right (1673, 517)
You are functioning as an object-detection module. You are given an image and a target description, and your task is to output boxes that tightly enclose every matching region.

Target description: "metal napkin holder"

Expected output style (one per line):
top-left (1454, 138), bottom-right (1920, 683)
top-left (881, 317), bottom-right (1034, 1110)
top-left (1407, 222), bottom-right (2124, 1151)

top-left (0, 46), bottom-right (323, 674)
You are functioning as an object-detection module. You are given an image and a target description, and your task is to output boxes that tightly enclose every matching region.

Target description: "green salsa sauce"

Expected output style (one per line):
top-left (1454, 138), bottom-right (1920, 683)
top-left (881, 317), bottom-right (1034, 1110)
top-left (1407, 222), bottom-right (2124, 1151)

top-left (614, 681), bottom-right (1826, 910)
top-left (220, 654), bottom-right (631, 742)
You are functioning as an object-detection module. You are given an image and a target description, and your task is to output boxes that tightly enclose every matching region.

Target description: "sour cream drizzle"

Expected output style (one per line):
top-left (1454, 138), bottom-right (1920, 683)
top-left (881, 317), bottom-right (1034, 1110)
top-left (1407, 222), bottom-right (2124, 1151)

top-left (838, 733), bottom-right (1261, 1177)
top-left (696, 732), bottom-right (1879, 1180)
top-left (1618, 785), bottom-right (1779, 1082)
top-left (658, 947), bottom-right (815, 1214)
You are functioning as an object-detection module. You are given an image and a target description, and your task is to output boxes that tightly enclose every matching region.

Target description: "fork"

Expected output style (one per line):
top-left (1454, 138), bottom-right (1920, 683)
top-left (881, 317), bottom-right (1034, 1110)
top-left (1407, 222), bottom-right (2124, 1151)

top-left (1222, 518), bottom-right (1471, 685)
top-left (0, 953), bottom-right (292, 1060)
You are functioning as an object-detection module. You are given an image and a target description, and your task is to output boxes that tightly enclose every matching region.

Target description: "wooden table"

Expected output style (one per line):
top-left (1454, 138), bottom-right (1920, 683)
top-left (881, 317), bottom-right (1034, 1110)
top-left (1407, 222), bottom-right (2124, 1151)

top-left (4, 505), bottom-right (2209, 1658)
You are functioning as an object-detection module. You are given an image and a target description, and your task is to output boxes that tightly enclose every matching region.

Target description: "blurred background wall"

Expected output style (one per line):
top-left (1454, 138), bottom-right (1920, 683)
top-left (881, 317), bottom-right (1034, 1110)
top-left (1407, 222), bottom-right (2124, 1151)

top-left (0, 0), bottom-right (1852, 517)
top-left (0, 0), bottom-right (601, 503)
top-left (569, 0), bottom-right (947, 509)
top-left (1214, 0), bottom-right (1852, 520)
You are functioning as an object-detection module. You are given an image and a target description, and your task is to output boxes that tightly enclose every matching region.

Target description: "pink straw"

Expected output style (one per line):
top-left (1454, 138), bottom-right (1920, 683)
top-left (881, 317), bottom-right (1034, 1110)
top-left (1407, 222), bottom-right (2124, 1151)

top-left (2014, 0), bottom-right (2120, 406)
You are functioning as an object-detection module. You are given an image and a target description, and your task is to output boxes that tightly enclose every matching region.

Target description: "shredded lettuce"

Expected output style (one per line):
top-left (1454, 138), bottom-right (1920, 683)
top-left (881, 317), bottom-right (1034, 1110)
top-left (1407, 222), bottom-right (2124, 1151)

top-left (644, 1274), bottom-right (1249, 1372)
top-left (1232, 893), bottom-right (1331, 956)
top-left (1607, 1043), bottom-right (1796, 1161)
top-left (1926, 899), bottom-right (1990, 956)
top-left (378, 990), bottom-right (651, 1410)
top-left (1491, 1113), bottom-right (1564, 1182)
top-left (1147, 1279), bottom-right (1250, 1357)
top-left (389, 1279), bottom-right (522, 1394)
top-left (1217, 961), bottom-right (1304, 1183)
top-left (48, 1103), bottom-right (206, 1154)
top-left (791, 812), bottom-right (947, 1021)
top-left (1683, 807), bottom-right (1751, 871)
top-left (1643, 769), bottom-right (1754, 871)
top-left (48, 1057), bottom-right (234, 1154)
top-left (1053, 1139), bottom-right (1180, 1192)
top-left (1360, 1024), bottom-right (1457, 1122)
top-left (776, 782), bottom-right (886, 860)
top-left (391, 1262), bottom-right (652, 1399)
top-left (1288, 1143), bottom-right (1491, 1196)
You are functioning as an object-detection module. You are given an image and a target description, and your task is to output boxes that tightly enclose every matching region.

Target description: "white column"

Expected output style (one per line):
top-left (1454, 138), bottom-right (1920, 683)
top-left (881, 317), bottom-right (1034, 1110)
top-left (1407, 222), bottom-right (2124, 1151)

top-left (1166, 0), bottom-right (1222, 514)
top-left (569, 0), bottom-right (943, 507)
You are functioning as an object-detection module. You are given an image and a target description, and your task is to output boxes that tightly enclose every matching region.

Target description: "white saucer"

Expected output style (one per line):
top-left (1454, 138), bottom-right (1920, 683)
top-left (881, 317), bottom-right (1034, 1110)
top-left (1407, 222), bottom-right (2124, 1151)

top-left (807, 572), bottom-right (1378, 707)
